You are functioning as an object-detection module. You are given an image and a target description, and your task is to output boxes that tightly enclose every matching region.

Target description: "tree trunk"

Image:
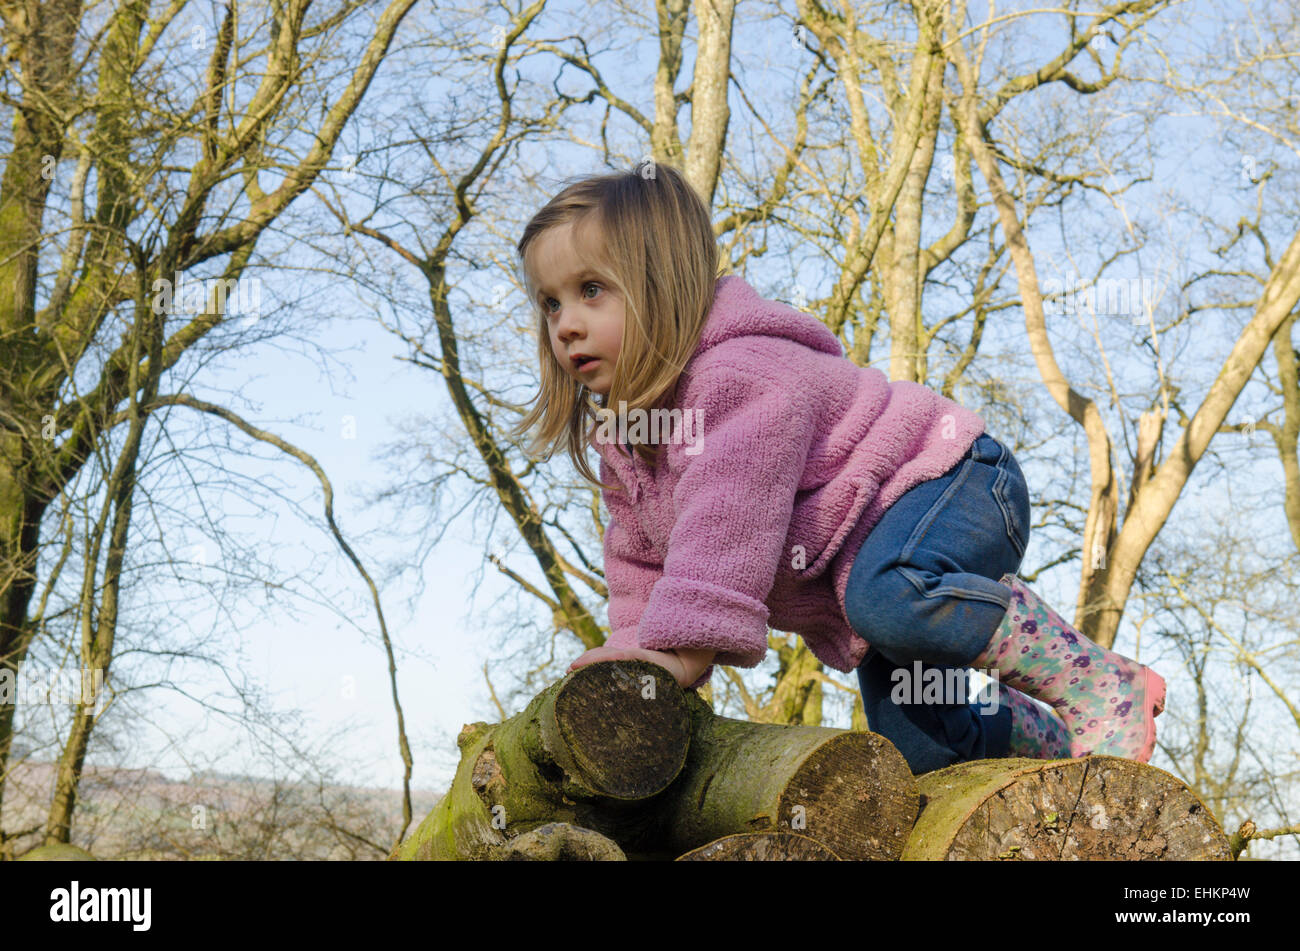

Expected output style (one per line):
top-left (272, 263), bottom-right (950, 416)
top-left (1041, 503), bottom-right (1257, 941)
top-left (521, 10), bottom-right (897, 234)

top-left (767, 637), bottom-right (825, 726)
top-left (1267, 312), bottom-right (1300, 551)
top-left (682, 0), bottom-right (735, 208)
top-left (0, 474), bottom-right (44, 859)
top-left (902, 756), bottom-right (1232, 860)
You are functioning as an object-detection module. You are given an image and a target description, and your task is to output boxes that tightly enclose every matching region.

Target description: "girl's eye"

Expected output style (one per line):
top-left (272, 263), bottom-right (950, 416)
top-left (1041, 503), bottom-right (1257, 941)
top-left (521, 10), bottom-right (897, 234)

top-left (542, 283), bottom-right (600, 315)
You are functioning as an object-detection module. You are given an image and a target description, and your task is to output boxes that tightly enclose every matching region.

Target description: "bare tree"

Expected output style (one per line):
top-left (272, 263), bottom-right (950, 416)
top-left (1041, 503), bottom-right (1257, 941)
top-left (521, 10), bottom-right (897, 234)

top-left (1137, 505), bottom-right (1300, 857)
top-left (943, 0), bottom-right (1300, 650)
top-left (0, 0), bottom-right (420, 855)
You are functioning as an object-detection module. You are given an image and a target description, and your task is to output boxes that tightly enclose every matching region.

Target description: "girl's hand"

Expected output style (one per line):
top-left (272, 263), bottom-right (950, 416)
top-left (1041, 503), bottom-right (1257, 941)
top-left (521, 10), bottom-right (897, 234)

top-left (567, 644), bottom-right (713, 689)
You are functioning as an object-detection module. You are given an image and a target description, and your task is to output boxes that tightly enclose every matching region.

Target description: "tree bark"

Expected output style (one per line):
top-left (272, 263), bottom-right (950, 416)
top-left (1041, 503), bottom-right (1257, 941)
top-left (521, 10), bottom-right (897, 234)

top-left (649, 691), bottom-right (917, 861)
top-left (388, 661), bottom-right (692, 860)
top-left (682, 0), bottom-right (735, 208)
top-left (391, 664), bottom-right (917, 861)
top-left (902, 756), bottom-right (1232, 860)
top-left (493, 822), bottom-right (626, 861)
top-left (677, 831), bottom-right (842, 861)
top-left (1266, 312), bottom-right (1300, 551)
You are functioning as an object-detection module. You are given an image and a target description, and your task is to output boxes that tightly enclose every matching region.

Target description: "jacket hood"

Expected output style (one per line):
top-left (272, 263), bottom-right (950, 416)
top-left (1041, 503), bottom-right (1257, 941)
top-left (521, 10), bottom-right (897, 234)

top-left (589, 275), bottom-right (843, 471)
top-left (693, 275), bottom-right (844, 359)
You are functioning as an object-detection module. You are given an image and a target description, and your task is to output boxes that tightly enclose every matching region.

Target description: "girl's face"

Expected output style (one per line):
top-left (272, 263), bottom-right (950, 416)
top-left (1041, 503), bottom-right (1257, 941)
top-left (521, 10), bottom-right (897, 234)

top-left (531, 220), bottom-right (624, 397)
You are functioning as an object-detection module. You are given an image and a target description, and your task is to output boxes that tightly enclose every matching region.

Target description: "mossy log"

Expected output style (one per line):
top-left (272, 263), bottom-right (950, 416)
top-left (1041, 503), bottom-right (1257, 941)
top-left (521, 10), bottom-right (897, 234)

top-left (902, 756), bottom-right (1233, 860)
top-left (649, 691), bottom-right (917, 861)
top-left (676, 831), bottom-right (842, 861)
top-left (389, 660), bottom-right (692, 860)
top-left (492, 822), bottom-right (626, 861)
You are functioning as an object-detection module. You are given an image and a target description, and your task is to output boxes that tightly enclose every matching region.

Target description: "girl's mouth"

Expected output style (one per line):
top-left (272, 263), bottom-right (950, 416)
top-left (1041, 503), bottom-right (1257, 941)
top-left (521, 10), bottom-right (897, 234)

top-left (574, 357), bottom-right (599, 371)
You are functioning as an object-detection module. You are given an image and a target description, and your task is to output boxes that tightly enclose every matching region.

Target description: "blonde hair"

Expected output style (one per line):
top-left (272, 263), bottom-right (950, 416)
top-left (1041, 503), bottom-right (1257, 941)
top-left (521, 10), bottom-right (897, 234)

top-left (511, 163), bottom-right (721, 489)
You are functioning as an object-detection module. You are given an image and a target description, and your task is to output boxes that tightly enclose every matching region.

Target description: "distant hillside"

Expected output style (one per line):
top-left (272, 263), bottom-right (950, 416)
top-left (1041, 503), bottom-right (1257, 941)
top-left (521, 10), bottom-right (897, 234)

top-left (3, 758), bottom-right (443, 860)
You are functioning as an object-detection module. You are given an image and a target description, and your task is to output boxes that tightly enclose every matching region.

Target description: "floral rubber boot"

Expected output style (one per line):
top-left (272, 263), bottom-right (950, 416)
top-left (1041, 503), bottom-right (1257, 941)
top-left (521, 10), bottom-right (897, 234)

top-left (1000, 683), bottom-right (1072, 758)
top-left (970, 572), bottom-right (1166, 762)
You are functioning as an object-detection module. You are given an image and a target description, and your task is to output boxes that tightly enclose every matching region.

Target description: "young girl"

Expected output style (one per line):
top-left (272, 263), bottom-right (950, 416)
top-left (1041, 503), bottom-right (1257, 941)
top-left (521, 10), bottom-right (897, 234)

top-left (511, 163), bottom-right (1166, 774)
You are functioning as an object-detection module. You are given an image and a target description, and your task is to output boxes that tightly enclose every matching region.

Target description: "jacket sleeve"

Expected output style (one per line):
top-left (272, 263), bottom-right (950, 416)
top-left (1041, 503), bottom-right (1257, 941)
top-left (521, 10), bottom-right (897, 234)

top-left (635, 357), bottom-right (820, 681)
top-left (599, 453), bottom-right (663, 653)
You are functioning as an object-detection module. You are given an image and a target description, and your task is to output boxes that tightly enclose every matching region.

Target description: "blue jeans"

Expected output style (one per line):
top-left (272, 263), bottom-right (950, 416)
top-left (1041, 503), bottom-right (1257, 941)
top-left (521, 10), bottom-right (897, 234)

top-left (844, 433), bottom-right (1031, 774)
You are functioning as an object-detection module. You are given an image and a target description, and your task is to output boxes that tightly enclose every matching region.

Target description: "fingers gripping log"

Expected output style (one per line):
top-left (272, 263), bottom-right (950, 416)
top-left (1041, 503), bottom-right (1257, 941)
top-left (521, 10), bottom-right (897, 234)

top-left (902, 756), bottom-right (1233, 860)
top-left (648, 691), bottom-right (918, 861)
top-left (389, 661), bottom-right (691, 860)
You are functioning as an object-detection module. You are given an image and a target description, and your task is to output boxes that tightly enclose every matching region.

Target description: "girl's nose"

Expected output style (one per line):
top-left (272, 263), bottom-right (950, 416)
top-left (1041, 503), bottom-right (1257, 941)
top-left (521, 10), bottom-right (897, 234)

top-left (555, 306), bottom-right (584, 340)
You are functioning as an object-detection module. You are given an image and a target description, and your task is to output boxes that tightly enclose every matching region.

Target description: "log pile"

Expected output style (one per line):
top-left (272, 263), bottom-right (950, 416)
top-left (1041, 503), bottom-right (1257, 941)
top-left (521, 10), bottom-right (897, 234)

top-left (390, 660), bottom-right (1231, 861)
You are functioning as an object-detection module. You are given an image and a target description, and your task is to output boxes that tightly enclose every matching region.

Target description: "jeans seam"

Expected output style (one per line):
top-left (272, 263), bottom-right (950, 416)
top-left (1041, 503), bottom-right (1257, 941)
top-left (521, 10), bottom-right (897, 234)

top-left (988, 441), bottom-right (1027, 560)
top-left (896, 564), bottom-right (1013, 608)
top-left (898, 458), bottom-right (974, 563)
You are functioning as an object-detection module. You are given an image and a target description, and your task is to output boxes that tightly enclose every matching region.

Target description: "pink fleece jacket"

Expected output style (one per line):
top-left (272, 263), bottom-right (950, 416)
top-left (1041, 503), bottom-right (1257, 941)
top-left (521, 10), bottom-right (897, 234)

top-left (594, 275), bottom-right (985, 688)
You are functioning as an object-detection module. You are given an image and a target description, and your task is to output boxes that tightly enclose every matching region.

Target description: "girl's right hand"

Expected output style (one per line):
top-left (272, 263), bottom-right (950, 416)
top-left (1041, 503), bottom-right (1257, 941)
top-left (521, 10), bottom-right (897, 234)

top-left (568, 644), bottom-right (701, 688)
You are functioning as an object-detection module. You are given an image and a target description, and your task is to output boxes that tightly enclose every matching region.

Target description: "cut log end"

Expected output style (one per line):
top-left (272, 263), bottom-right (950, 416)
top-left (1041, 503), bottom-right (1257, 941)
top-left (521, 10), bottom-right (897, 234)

top-left (777, 731), bottom-right (918, 861)
top-left (550, 660), bottom-right (691, 799)
top-left (904, 756), bottom-right (1233, 860)
top-left (676, 832), bottom-right (841, 861)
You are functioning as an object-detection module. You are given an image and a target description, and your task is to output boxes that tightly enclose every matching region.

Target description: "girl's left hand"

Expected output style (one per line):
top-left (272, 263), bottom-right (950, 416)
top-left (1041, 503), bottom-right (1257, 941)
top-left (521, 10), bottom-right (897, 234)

top-left (567, 644), bottom-right (710, 688)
